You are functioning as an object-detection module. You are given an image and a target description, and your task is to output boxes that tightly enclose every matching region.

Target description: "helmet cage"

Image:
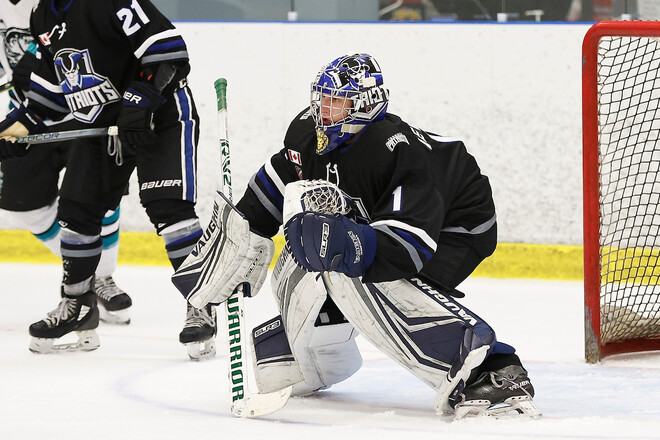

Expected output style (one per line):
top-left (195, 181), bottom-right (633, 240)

top-left (310, 53), bottom-right (389, 154)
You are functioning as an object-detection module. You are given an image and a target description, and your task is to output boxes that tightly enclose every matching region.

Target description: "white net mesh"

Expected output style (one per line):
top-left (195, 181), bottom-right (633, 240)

top-left (597, 35), bottom-right (660, 343)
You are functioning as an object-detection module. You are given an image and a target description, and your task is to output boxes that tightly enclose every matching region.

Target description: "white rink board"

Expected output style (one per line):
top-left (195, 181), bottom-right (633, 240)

top-left (0, 22), bottom-right (590, 245)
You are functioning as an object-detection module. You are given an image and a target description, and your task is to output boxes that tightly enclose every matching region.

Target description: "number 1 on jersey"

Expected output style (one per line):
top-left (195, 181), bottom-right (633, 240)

top-left (392, 186), bottom-right (402, 212)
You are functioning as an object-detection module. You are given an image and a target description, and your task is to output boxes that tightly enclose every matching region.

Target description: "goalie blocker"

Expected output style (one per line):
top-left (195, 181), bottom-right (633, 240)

top-left (171, 191), bottom-right (274, 307)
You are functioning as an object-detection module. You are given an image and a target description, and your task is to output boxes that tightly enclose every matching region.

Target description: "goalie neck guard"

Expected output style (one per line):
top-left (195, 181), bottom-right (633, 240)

top-left (310, 53), bottom-right (389, 155)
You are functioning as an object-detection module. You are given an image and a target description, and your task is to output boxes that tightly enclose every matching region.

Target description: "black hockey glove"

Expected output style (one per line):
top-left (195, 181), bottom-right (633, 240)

top-left (0, 106), bottom-right (47, 136)
top-left (11, 50), bottom-right (40, 93)
top-left (117, 81), bottom-right (166, 147)
top-left (0, 138), bottom-right (29, 161)
top-left (0, 106), bottom-right (46, 161)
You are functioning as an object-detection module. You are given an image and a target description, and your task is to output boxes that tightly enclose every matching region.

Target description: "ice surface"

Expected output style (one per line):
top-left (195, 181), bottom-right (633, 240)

top-left (1, 263), bottom-right (659, 440)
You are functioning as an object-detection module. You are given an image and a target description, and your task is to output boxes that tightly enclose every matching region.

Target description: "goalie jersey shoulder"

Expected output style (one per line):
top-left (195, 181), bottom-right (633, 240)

top-left (284, 108), bottom-right (316, 150)
top-left (362, 113), bottom-right (467, 155)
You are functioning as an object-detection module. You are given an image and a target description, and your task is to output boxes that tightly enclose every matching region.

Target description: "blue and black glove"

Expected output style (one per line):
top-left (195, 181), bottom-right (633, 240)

top-left (284, 211), bottom-right (377, 278)
top-left (117, 81), bottom-right (166, 147)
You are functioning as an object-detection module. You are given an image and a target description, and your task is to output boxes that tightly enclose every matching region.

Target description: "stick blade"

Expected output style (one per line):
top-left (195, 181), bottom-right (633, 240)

top-left (230, 386), bottom-right (292, 418)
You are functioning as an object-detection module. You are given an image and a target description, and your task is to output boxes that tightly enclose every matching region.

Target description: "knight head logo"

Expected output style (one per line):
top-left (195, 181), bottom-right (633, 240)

top-left (55, 52), bottom-right (84, 90)
top-left (53, 48), bottom-right (120, 123)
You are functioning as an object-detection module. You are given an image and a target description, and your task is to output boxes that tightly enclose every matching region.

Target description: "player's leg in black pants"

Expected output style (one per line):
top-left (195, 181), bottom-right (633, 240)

top-left (28, 136), bottom-right (136, 353)
top-left (137, 84), bottom-right (213, 360)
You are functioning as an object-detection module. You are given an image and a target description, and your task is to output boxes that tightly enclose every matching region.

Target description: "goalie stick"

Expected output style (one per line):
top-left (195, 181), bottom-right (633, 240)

top-left (213, 78), bottom-right (292, 418)
top-left (16, 126), bottom-right (118, 144)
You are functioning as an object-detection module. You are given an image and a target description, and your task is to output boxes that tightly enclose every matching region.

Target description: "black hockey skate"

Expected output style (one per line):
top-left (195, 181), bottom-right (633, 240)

top-left (29, 291), bottom-right (100, 354)
top-left (95, 276), bottom-right (132, 325)
top-left (448, 364), bottom-right (541, 419)
top-left (179, 303), bottom-right (217, 361)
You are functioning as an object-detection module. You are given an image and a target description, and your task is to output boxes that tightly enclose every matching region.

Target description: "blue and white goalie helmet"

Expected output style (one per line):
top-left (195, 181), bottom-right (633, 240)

top-left (310, 53), bottom-right (389, 155)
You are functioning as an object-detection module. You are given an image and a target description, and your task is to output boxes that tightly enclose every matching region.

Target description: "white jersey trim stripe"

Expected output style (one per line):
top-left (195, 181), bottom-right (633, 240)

top-left (441, 214), bottom-right (497, 235)
top-left (31, 73), bottom-right (63, 93)
top-left (370, 219), bottom-right (437, 251)
top-left (372, 224), bottom-right (424, 272)
top-left (427, 133), bottom-right (461, 143)
top-left (265, 157), bottom-right (286, 196)
top-left (134, 29), bottom-right (183, 59)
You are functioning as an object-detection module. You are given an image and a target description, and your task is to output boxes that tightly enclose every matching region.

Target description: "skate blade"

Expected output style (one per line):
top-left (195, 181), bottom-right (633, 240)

top-left (99, 307), bottom-right (131, 325)
top-left (185, 338), bottom-right (216, 361)
top-left (29, 330), bottom-right (100, 354)
top-left (454, 396), bottom-right (542, 420)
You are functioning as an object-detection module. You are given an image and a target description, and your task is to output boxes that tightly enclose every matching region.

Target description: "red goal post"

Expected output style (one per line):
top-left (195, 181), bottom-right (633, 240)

top-left (582, 21), bottom-right (660, 363)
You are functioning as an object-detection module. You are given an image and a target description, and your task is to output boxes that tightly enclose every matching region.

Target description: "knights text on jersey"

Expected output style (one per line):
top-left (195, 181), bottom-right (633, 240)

top-left (236, 109), bottom-right (496, 283)
top-left (28, 0), bottom-right (189, 126)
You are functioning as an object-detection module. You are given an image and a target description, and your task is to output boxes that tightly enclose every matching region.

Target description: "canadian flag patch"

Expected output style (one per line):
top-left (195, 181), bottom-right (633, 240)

top-left (287, 149), bottom-right (302, 166)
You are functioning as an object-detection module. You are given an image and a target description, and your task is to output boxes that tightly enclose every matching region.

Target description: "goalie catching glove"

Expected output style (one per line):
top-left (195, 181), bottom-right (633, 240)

top-left (284, 211), bottom-right (376, 278)
top-left (171, 191), bottom-right (274, 308)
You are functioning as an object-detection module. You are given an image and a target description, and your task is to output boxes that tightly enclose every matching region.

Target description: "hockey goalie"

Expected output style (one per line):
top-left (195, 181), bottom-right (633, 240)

top-left (172, 53), bottom-right (540, 419)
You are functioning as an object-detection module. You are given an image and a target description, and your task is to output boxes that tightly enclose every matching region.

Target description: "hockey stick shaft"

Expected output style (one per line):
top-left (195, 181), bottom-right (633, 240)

top-left (16, 126), bottom-right (118, 144)
top-left (213, 78), bottom-right (291, 418)
top-left (0, 81), bottom-right (13, 93)
top-left (214, 78), bottom-right (249, 408)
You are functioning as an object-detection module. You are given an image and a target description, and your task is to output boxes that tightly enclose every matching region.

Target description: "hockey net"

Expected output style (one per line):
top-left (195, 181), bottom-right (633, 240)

top-left (582, 21), bottom-right (660, 363)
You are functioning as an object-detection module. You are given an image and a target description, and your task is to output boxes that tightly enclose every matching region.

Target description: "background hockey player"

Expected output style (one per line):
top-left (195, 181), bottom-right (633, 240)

top-left (0, 0), bottom-right (215, 359)
top-left (175, 53), bottom-right (541, 418)
top-left (0, 0), bottom-right (132, 325)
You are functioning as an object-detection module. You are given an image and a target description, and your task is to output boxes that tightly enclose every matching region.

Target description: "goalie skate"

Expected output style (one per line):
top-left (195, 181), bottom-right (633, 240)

top-left (95, 276), bottom-right (132, 325)
top-left (29, 291), bottom-right (100, 354)
top-left (449, 365), bottom-right (541, 420)
top-left (454, 395), bottom-right (541, 419)
top-left (179, 303), bottom-right (217, 361)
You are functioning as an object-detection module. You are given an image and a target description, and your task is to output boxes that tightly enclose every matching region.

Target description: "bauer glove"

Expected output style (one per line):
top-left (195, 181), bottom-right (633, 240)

top-left (284, 211), bottom-right (377, 278)
top-left (117, 81), bottom-right (166, 147)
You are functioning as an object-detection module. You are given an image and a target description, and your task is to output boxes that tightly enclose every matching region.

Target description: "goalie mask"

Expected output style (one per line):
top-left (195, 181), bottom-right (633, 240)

top-left (311, 53), bottom-right (389, 155)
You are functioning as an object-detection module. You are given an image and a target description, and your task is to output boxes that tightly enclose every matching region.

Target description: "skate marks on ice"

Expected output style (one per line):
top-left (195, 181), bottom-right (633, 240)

top-left (110, 351), bottom-right (660, 439)
top-left (2, 264), bottom-right (660, 439)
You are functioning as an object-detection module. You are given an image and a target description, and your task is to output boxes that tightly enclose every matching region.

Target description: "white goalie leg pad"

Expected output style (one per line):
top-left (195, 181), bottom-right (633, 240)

top-left (290, 321), bottom-right (361, 397)
top-left (322, 273), bottom-right (495, 400)
top-left (252, 315), bottom-right (305, 394)
top-left (172, 191), bottom-right (274, 308)
top-left (256, 248), bottom-right (362, 395)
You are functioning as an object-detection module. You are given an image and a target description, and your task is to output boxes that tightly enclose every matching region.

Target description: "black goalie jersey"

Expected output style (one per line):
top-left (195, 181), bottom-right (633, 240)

top-left (237, 109), bottom-right (497, 285)
top-left (26, 0), bottom-right (189, 127)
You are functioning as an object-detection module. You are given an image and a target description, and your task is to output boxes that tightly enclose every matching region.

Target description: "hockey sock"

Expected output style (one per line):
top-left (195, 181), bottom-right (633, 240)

top-left (160, 218), bottom-right (202, 270)
top-left (96, 208), bottom-right (120, 277)
top-left (60, 228), bottom-right (103, 295)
